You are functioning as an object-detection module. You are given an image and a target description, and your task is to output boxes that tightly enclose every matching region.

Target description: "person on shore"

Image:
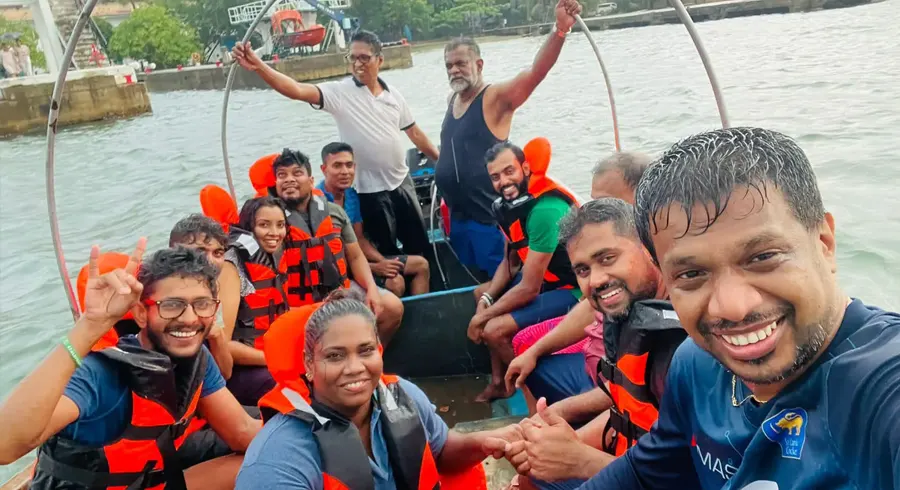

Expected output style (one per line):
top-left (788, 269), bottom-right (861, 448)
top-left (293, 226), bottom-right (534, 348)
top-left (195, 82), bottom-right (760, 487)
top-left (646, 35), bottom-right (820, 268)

top-left (579, 127), bottom-right (900, 489)
top-left (503, 198), bottom-right (684, 490)
top-left (436, 0), bottom-right (583, 277)
top-left (506, 151), bottom-right (655, 407)
top-left (269, 148), bottom-right (405, 344)
top-left (215, 197), bottom-right (291, 406)
top-left (0, 244), bottom-right (261, 489)
top-left (232, 30), bottom-right (440, 262)
top-left (235, 288), bottom-right (519, 489)
top-left (14, 39), bottom-right (31, 77)
top-left (170, 214), bottom-right (234, 378)
top-left (467, 140), bottom-right (581, 403)
top-left (1, 43), bottom-right (20, 79)
top-left (318, 141), bottom-right (431, 297)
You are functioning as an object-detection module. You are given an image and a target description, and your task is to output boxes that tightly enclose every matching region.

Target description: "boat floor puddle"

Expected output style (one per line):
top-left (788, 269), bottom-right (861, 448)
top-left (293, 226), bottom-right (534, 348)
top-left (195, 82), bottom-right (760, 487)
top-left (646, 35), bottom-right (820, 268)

top-left (410, 375), bottom-right (493, 427)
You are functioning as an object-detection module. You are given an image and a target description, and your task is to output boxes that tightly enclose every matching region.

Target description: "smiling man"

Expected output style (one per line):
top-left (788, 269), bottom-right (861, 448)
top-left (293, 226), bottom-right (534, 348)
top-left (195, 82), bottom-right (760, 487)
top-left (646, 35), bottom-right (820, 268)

top-left (578, 127), bottom-right (900, 490)
top-left (467, 141), bottom-right (581, 402)
top-left (0, 245), bottom-right (261, 489)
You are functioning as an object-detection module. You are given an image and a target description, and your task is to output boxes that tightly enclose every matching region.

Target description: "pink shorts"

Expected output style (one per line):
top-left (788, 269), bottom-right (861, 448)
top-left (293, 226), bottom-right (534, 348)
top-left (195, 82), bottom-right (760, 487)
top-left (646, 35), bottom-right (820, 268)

top-left (512, 315), bottom-right (590, 357)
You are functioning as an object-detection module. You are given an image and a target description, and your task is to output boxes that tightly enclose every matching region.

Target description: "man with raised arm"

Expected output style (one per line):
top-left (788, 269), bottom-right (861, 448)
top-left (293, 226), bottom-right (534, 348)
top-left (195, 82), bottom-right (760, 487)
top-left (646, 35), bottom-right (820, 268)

top-left (232, 31), bottom-right (439, 262)
top-left (0, 243), bottom-right (261, 489)
top-left (436, 0), bottom-right (583, 277)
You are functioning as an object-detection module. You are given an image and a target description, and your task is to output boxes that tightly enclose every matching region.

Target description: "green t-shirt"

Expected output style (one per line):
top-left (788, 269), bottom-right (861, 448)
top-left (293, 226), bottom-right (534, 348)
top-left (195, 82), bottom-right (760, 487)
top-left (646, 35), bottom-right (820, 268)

top-left (525, 196), bottom-right (582, 299)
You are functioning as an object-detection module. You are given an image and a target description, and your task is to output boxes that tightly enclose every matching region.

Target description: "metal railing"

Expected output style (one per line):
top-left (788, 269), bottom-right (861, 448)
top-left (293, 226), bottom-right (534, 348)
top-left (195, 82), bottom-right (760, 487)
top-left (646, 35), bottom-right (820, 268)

top-left (227, 0), bottom-right (350, 25)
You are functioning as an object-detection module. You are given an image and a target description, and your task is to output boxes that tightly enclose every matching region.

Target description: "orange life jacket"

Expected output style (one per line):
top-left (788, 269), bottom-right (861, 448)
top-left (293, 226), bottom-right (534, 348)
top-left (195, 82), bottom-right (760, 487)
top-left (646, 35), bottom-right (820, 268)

top-left (597, 300), bottom-right (686, 456)
top-left (258, 306), bottom-right (488, 490)
top-left (491, 138), bottom-right (581, 291)
top-left (283, 194), bottom-right (350, 307)
top-left (199, 184), bottom-right (239, 234)
top-left (226, 226), bottom-right (290, 350)
top-left (31, 339), bottom-right (206, 490)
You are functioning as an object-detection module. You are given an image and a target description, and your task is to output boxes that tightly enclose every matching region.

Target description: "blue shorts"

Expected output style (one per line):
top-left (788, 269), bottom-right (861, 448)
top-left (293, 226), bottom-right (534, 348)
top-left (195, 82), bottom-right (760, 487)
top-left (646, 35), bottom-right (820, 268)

top-left (524, 353), bottom-right (595, 407)
top-left (449, 218), bottom-right (505, 276)
top-left (509, 288), bottom-right (579, 330)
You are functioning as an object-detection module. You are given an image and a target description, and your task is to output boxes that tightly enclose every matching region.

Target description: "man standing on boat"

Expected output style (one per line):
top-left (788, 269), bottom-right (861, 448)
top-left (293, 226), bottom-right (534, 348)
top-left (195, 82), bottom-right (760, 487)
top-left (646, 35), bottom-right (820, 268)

top-left (578, 127), bottom-right (900, 489)
top-left (0, 244), bottom-right (261, 488)
top-left (436, 0), bottom-right (583, 278)
top-left (232, 31), bottom-right (439, 262)
top-left (467, 140), bottom-right (582, 403)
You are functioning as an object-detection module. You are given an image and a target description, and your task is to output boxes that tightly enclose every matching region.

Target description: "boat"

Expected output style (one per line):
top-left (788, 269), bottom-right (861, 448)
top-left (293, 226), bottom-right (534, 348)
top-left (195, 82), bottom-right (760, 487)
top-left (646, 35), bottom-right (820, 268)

top-left (1, 0), bottom-right (731, 484)
top-left (271, 9), bottom-right (327, 54)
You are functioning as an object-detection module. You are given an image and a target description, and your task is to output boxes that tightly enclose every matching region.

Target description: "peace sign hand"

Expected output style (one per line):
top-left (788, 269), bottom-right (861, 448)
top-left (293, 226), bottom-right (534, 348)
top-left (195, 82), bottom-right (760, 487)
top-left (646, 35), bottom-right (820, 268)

top-left (81, 238), bottom-right (147, 333)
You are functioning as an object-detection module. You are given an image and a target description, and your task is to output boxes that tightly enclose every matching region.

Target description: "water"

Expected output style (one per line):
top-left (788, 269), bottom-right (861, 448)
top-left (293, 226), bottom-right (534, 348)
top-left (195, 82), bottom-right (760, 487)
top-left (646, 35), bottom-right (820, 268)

top-left (2, 1), bottom-right (899, 481)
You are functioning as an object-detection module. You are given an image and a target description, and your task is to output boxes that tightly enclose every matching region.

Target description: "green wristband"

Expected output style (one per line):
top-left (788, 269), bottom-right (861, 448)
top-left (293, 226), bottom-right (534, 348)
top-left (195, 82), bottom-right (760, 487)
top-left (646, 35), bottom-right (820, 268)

top-left (61, 336), bottom-right (83, 368)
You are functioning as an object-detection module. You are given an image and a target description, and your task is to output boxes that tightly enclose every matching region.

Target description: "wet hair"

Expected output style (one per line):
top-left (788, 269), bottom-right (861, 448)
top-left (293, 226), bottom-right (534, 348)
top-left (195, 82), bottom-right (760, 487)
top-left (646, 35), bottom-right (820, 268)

top-left (350, 30), bottom-right (382, 56)
top-left (592, 152), bottom-right (652, 190)
top-left (138, 247), bottom-right (219, 300)
top-left (237, 196), bottom-right (287, 232)
top-left (559, 198), bottom-right (637, 247)
top-left (321, 142), bottom-right (354, 163)
top-left (304, 288), bottom-right (377, 361)
top-left (635, 127), bottom-right (826, 262)
top-left (272, 148), bottom-right (312, 176)
top-left (168, 214), bottom-right (228, 249)
top-left (484, 141), bottom-right (525, 166)
top-left (444, 36), bottom-right (481, 58)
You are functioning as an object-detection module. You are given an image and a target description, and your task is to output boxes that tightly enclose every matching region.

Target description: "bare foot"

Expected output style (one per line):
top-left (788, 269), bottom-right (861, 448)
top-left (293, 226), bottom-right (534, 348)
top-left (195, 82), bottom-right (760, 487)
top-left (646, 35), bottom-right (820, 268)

top-left (474, 382), bottom-right (515, 403)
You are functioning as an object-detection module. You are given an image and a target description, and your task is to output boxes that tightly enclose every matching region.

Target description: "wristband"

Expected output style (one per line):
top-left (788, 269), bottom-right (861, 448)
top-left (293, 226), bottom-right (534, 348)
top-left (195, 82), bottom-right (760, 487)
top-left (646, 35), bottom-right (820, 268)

top-left (555, 24), bottom-right (570, 38)
top-left (479, 293), bottom-right (494, 307)
top-left (61, 336), bottom-right (83, 368)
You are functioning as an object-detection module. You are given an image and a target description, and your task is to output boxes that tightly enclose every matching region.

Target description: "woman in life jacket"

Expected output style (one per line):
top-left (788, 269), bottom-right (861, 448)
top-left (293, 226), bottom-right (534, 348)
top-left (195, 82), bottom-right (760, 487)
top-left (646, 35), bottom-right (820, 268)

top-left (217, 195), bottom-right (291, 407)
top-left (236, 289), bottom-right (522, 490)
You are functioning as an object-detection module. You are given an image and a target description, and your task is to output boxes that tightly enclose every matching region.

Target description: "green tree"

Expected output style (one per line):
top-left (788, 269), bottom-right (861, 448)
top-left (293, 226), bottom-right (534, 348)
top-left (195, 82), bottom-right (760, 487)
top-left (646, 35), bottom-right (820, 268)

top-left (92, 16), bottom-right (115, 47)
top-left (158, 0), bottom-right (245, 57)
top-left (107, 5), bottom-right (199, 68)
top-left (432, 0), bottom-right (500, 36)
top-left (349, 0), bottom-right (433, 41)
top-left (0, 17), bottom-right (47, 71)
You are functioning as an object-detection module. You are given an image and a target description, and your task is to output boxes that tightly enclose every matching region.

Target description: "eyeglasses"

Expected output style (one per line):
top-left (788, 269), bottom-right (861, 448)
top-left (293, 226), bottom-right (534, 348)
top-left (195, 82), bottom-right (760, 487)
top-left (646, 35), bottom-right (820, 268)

top-left (144, 298), bottom-right (220, 320)
top-left (345, 53), bottom-right (379, 65)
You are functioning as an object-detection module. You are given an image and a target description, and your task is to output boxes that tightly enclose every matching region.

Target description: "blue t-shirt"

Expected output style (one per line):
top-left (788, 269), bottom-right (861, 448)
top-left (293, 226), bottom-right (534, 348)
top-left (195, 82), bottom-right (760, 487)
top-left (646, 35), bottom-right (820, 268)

top-left (61, 335), bottom-right (227, 446)
top-left (235, 377), bottom-right (449, 490)
top-left (317, 181), bottom-right (362, 225)
top-left (577, 299), bottom-right (900, 490)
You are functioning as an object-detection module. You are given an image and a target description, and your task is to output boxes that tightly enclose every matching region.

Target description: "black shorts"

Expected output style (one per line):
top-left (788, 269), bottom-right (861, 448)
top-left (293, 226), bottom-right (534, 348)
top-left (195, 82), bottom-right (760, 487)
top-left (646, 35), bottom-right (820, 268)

top-left (373, 255), bottom-right (409, 288)
top-left (358, 175), bottom-right (430, 257)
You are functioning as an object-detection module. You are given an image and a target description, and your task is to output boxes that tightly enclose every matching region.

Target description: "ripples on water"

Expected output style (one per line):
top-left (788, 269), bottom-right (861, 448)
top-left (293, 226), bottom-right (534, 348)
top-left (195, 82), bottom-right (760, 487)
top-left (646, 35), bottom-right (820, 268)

top-left (1, 0), bottom-right (899, 480)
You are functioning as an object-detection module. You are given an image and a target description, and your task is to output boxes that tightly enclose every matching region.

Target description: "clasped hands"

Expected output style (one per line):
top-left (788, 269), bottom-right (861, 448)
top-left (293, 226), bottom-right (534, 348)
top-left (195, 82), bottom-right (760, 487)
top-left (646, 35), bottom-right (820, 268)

top-left (482, 397), bottom-right (595, 483)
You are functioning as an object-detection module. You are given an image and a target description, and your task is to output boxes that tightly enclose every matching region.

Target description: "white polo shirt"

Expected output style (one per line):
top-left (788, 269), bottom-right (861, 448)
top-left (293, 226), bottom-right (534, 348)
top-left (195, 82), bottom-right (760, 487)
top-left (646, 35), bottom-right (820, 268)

top-left (313, 77), bottom-right (415, 194)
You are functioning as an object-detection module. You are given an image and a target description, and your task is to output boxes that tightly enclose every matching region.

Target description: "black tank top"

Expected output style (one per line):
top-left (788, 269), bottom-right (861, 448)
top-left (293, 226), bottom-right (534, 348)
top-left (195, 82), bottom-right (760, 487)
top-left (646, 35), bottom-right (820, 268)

top-left (435, 86), bottom-right (505, 224)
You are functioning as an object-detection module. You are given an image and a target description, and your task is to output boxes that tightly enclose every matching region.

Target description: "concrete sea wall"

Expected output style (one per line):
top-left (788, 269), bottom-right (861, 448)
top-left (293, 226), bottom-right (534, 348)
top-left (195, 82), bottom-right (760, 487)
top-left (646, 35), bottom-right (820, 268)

top-left (139, 44), bottom-right (414, 93)
top-left (0, 66), bottom-right (151, 138)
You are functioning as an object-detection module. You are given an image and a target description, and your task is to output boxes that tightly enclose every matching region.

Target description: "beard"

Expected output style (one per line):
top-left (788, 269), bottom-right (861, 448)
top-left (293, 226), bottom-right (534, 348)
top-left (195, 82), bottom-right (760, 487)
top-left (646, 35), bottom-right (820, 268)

top-left (590, 277), bottom-right (658, 324)
top-left (449, 74), bottom-right (478, 93)
top-left (145, 321), bottom-right (210, 361)
top-left (501, 177), bottom-right (530, 203)
top-left (697, 302), bottom-right (832, 385)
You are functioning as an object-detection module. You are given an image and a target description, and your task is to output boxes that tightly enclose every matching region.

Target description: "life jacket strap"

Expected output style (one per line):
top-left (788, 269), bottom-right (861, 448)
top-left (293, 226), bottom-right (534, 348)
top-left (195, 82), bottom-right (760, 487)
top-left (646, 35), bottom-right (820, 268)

top-left (607, 407), bottom-right (648, 447)
top-left (35, 456), bottom-right (166, 488)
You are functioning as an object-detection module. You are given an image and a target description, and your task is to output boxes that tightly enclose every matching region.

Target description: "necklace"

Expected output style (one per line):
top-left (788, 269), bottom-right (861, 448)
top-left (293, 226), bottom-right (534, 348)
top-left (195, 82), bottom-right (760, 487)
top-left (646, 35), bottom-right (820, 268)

top-left (731, 374), bottom-right (767, 407)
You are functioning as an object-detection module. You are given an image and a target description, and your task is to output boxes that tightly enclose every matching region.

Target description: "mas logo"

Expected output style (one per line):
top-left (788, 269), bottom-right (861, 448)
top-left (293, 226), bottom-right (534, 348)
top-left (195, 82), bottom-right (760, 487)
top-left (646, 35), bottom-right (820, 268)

top-left (761, 408), bottom-right (808, 460)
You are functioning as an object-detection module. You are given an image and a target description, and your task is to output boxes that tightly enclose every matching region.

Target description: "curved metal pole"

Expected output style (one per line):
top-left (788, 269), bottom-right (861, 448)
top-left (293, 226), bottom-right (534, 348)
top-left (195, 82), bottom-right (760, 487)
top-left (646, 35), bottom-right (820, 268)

top-left (667, 0), bottom-right (730, 128)
top-left (46, 0), bottom-right (102, 322)
top-left (573, 14), bottom-right (621, 152)
top-left (221, 0), bottom-right (280, 203)
top-left (428, 182), bottom-right (449, 290)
